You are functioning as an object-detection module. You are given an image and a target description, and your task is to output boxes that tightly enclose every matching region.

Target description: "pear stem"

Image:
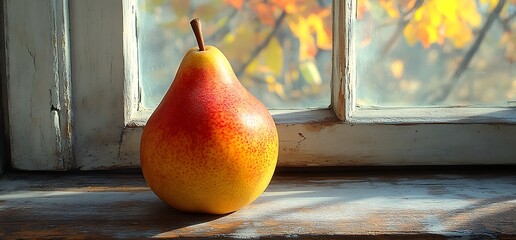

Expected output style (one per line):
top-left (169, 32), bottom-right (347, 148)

top-left (190, 18), bottom-right (205, 51)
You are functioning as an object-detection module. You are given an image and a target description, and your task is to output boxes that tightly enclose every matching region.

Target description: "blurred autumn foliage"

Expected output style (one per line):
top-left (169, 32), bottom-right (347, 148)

top-left (138, 0), bottom-right (515, 109)
top-left (138, 0), bottom-right (332, 109)
top-left (357, 0), bottom-right (515, 106)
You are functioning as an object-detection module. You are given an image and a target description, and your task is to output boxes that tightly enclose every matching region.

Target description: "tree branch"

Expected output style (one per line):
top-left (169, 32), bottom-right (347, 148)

top-left (205, 8), bottom-right (239, 43)
top-left (428, 0), bottom-right (506, 104)
top-left (497, 11), bottom-right (515, 32)
top-left (380, 0), bottom-right (424, 55)
top-left (504, 11), bottom-right (516, 23)
top-left (236, 11), bottom-right (287, 78)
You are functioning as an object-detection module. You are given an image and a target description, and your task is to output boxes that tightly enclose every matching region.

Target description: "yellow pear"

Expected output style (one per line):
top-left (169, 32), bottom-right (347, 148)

top-left (140, 18), bottom-right (279, 214)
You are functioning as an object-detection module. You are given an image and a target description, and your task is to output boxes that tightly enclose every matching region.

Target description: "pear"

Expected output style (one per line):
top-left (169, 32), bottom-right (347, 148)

top-left (140, 18), bottom-right (279, 215)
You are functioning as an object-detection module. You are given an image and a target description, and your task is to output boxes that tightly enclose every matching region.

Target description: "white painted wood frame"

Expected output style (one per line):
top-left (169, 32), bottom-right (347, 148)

top-left (4, 0), bottom-right (73, 170)
top-left (4, 0), bottom-right (516, 170)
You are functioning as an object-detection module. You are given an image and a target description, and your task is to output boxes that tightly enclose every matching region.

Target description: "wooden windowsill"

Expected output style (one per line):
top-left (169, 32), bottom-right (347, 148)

top-left (0, 169), bottom-right (514, 239)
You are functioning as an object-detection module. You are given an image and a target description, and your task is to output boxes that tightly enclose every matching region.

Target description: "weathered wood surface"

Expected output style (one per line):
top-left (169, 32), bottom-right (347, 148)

top-left (0, 171), bottom-right (514, 239)
top-left (122, 114), bottom-right (516, 168)
top-left (69, 0), bottom-right (129, 170)
top-left (5, 0), bottom-right (73, 170)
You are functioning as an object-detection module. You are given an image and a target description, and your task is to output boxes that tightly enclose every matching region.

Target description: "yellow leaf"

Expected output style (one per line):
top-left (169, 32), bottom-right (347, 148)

top-left (307, 14), bottom-right (332, 50)
top-left (414, 7), bottom-right (423, 21)
top-left (271, 0), bottom-right (298, 13)
top-left (401, 0), bottom-right (483, 48)
top-left (429, 11), bottom-right (441, 27)
top-left (390, 59), bottom-right (404, 79)
top-left (433, 0), bottom-right (458, 20)
top-left (451, 26), bottom-right (473, 48)
top-left (287, 16), bottom-right (317, 60)
top-left (417, 25), bottom-right (436, 48)
top-left (274, 83), bottom-right (286, 98)
top-left (265, 75), bottom-right (276, 84)
top-left (458, 0), bottom-right (482, 27)
top-left (261, 37), bottom-right (283, 76)
top-left (243, 37), bottom-right (283, 77)
top-left (245, 59), bottom-right (258, 76)
top-left (426, 24), bottom-right (440, 44)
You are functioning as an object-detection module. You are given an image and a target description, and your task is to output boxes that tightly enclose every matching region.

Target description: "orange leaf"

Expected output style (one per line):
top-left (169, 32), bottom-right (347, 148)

top-left (379, 0), bottom-right (400, 18)
top-left (417, 32), bottom-right (430, 48)
top-left (403, 23), bottom-right (418, 45)
top-left (252, 2), bottom-right (277, 26)
top-left (225, 0), bottom-right (243, 10)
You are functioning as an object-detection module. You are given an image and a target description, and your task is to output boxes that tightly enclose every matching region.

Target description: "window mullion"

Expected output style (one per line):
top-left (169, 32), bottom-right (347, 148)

top-left (332, 0), bottom-right (356, 121)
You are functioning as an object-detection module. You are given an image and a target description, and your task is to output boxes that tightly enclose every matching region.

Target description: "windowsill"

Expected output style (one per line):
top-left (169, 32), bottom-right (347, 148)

top-left (1, 169), bottom-right (514, 239)
top-left (127, 108), bottom-right (336, 127)
top-left (349, 107), bottom-right (516, 124)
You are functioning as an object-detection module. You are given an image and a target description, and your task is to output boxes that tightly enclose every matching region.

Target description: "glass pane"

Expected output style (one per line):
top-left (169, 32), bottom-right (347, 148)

top-left (137, 0), bottom-right (332, 110)
top-left (356, 0), bottom-right (515, 107)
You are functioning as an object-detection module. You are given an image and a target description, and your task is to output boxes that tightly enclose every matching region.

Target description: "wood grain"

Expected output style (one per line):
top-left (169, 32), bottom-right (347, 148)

top-left (0, 171), bottom-right (514, 239)
top-left (5, 0), bottom-right (73, 170)
top-left (121, 116), bottom-right (516, 167)
top-left (69, 0), bottom-right (126, 170)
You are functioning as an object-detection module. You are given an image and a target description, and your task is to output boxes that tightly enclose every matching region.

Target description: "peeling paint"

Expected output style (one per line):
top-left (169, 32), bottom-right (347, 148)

top-left (6, 1), bottom-right (75, 170)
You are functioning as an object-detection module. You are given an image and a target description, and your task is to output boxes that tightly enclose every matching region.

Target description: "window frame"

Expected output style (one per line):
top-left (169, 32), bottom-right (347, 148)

top-left (3, 0), bottom-right (74, 170)
top-left (337, 1), bottom-right (516, 124)
top-left (3, 0), bottom-right (516, 171)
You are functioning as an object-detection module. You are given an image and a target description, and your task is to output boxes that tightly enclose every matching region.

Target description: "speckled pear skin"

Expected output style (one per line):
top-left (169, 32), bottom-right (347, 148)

top-left (140, 46), bottom-right (279, 215)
